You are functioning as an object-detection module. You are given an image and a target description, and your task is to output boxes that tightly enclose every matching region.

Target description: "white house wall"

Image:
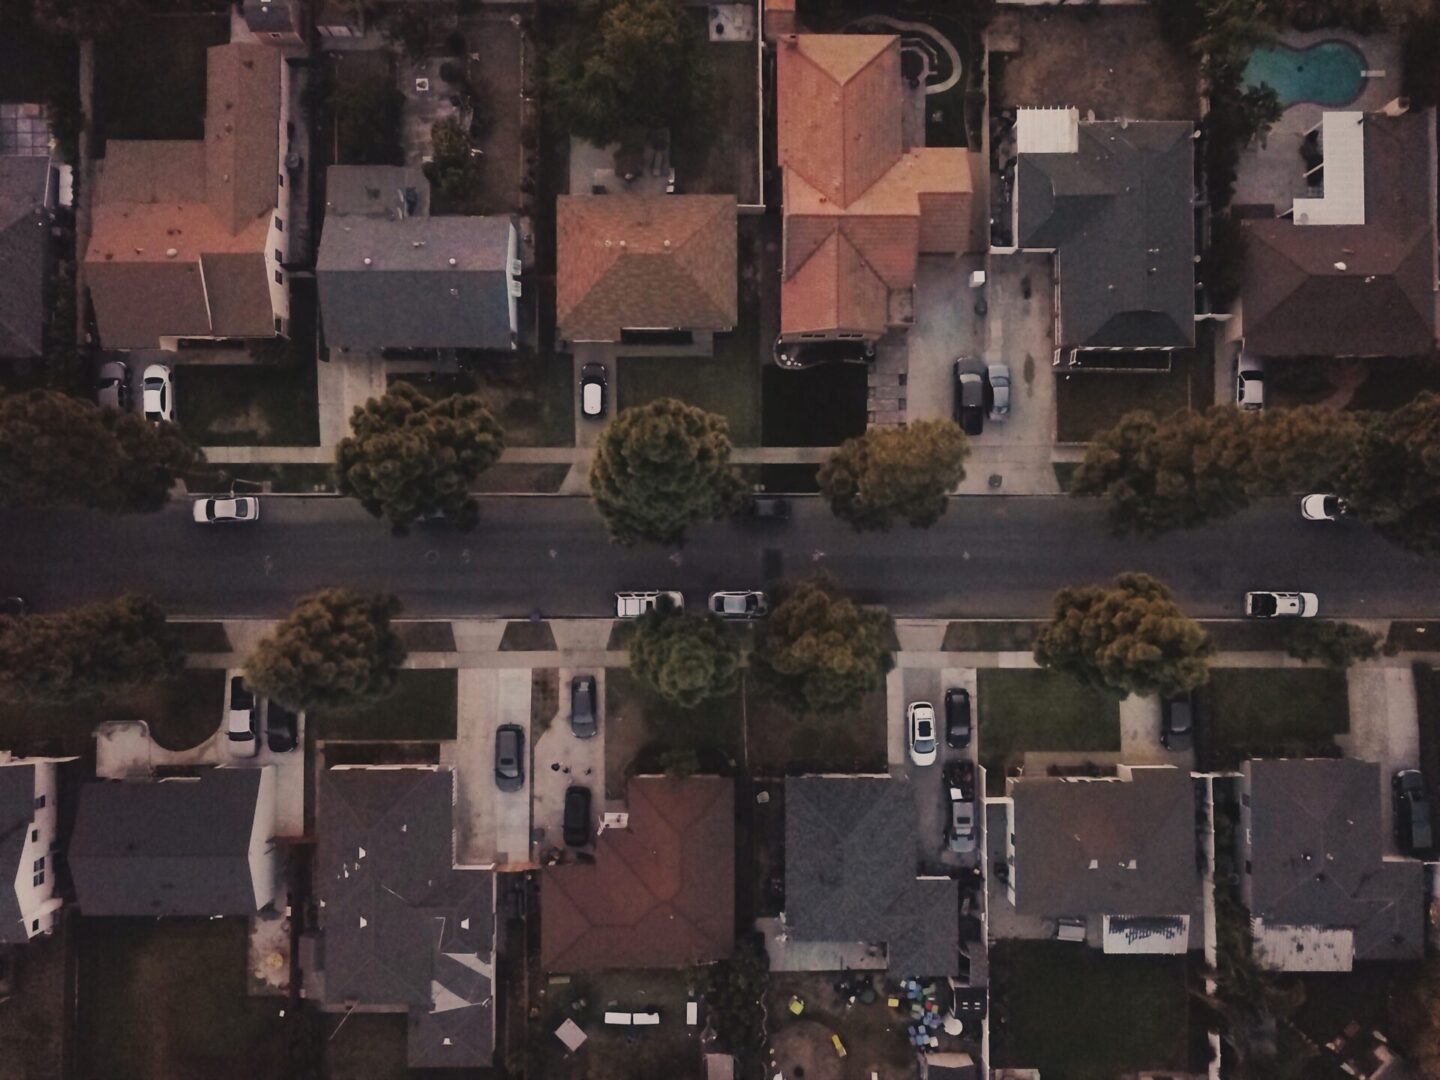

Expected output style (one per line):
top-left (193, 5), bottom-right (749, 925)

top-left (247, 765), bottom-right (280, 911)
top-left (9, 760), bottom-right (59, 939)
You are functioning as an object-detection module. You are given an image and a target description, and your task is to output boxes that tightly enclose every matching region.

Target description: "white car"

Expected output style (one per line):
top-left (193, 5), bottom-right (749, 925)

top-left (193, 496), bottom-right (260, 524)
top-left (1236, 354), bottom-right (1265, 410)
top-left (615, 590), bottom-right (683, 618)
top-left (908, 702), bottom-right (938, 767)
top-left (709, 591), bottom-right (768, 618)
top-left (987, 363), bottom-right (1011, 421)
top-left (1245, 591), bottom-right (1319, 618)
top-left (1301, 494), bottom-right (1350, 521)
top-left (225, 674), bottom-right (259, 758)
top-left (142, 364), bottom-right (174, 423)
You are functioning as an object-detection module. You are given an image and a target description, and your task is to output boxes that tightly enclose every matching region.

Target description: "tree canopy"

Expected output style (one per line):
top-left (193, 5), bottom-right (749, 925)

top-left (31, 0), bottom-right (140, 37)
top-left (1034, 572), bottom-right (1213, 698)
top-left (1284, 620), bottom-right (1385, 669)
top-left (334, 382), bottom-right (504, 534)
top-left (818, 420), bottom-right (969, 532)
top-left (1341, 391), bottom-right (1440, 555)
top-left (629, 608), bottom-right (740, 708)
top-left (589, 398), bottom-right (744, 545)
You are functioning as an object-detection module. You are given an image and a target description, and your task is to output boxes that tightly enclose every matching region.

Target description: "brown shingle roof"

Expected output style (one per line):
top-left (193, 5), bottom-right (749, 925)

top-left (556, 195), bottom-right (737, 342)
top-left (540, 777), bottom-right (734, 971)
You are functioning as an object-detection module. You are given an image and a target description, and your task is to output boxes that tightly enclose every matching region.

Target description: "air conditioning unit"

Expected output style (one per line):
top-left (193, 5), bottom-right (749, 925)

top-left (508, 279), bottom-right (522, 297)
top-left (508, 258), bottom-right (522, 277)
top-left (415, 77), bottom-right (430, 93)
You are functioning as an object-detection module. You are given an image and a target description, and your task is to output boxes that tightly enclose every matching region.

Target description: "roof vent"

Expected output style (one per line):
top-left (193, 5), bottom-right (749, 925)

top-left (619, 240), bottom-right (627, 248)
top-left (133, 246), bottom-right (143, 254)
top-left (663, 239), bottom-right (672, 249)
top-left (412, 240), bottom-right (425, 248)
top-left (1334, 261), bottom-right (1347, 271)
top-left (166, 248), bottom-right (178, 258)
top-left (448, 257), bottom-right (458, 266)
top-left (363, 257), bottom-right (373, 266)
top-left (450, 288), bottom-right (459, 297)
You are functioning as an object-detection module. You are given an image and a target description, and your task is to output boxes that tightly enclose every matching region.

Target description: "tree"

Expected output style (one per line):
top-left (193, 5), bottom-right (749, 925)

top-left (629, 609), bottom-right (740, 708)
top-left (1341, 391), bottom-right (1440, 555)
top-left (1285, 620), bottom-right (1385, 669)
top-left (752, 576), bottom-right (895, 716)
top-left (0, 595), bottom-right (183, 704)
top-left (245, 589), bottom-right (407, 712)
top-left (818, 420), bottom-right (969, 532)
top-left (0, 388), bottom-right (200, 513)
top-left (425, 118), bottom-right (483, 212)
top-left (335, 382), bottom-right (504, 534)
top-left (32, 0), bottom-right (140, 37)
top-left (1034, 572), bottom-right (1213, 698)
top-left (589, 398), bottom-right (744, 545)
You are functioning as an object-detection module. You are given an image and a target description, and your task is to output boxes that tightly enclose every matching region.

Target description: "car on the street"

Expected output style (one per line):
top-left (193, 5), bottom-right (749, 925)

top-left (1236, 353), bottom-right (1265, 410)
top-left (580, 362), bottom-right (607, 419)
top-left (987, 363), bottom-right (1012, 421)
top-left (1245, 591), bottom-right (1319, 618)
top-left (1393, 769), bottom-right (1433, 855)
top-left (96, 360), bottom-right (130, 410)
top-left (944, 687), bottom-right (972, 749)
top-left (709, 591), bottom-right (768, 618)
top-left (226, 675), bottom-right (258, 758)
top-left (615, 591), bottom-right (683, 618)
top-left (563, 785), bottom-right (592, 847)
top-left (494, 724), bottom-right (525, 792)
top-left (945, 760), bottom-right (977, 854)
top-left (570, 674), bottom-right (597, 738)
top-left (266, 703), bottom-right (299, 753)
top-left (773, 338), bottom-right (876, 370)
top-left (748, 496), bottom-right (790, 522)
top-left (954, 362), bottom-right (984, 436)
top-left (1301, 494), bottom-right (1350, 521)
top-left (1160, 693), bottom-right (1194, 752)
top-left (192, 496), bottom-right (260, 524)
top-left (908, 701), bottom-right (938, 767)
top-left (141, 364), bottom-right (174, 423)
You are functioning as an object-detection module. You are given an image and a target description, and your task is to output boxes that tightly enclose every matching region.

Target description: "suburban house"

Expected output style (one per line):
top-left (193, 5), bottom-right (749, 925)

top-left (69, 768), bottom-right (280, 917)
top-left (1240, 758), bottom-right (1424, 971)
top-left (318, 165), bottom-right (522, 352)
top-left (1239, 109), bottom-right (1438, 359)
top-left (1004, 766), bottom-right (1200, 953)
top-left (313, 766), bottom-right (496, 1069)
top-left (84, 43), bottom-right (290, 350)
top-left (1010, 108), bottom-right (1196, 366)
top-left (542, 776), bottom-right (734, 971)
top-left (780, 777), bottom-right (958, 977)
top-left (775, 34), bottom-right (980, 353)
top-left (0, 753), bottom-right (69, 943)
top-left (555, 194), bottom-right (737, 349)
top-left (0, 155), bottom-right (56, 361)
top-left (239, 0), bottom-right (305, 45)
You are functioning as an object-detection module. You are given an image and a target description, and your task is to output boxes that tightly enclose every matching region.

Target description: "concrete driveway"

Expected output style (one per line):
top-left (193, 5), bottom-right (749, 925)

top-left (900, 666), bottom-right (981, 871)
top-left (1119, 694), bottom-right (1193, 769)
top-left (1338, 665), bottom-right (1420, 855)
top-left (452, 668), bottom-right (532, 866)
top-left (532, 667), bottom-right (606, 854)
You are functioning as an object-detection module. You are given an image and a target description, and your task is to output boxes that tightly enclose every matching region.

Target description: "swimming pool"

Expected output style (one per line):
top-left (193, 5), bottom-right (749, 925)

top-left (1243, 40), bottom-right (1367, 107)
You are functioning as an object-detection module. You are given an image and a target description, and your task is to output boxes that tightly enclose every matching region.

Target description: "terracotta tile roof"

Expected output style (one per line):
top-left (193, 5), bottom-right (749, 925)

top-left (781, 230), bottom-right (889, 336)
top-left (541, 777), bottom-right (734, 971)
top-left (556, 195), bottom-right (737, 342)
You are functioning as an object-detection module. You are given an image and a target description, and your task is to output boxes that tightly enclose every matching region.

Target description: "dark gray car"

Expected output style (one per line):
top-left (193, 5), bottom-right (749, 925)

top-left (954, 361), bottom-right (984, 436)
top-left (1160, 694), bottom-right (1194, 752)
top-left (1393, 769), bottom-right (1433, 854)
top-left (96, 360), bottom-right (130, 410)
top-left (495, 724), bottom-right (525, 792)
top-left (570, 674), bottom-right (597, 738)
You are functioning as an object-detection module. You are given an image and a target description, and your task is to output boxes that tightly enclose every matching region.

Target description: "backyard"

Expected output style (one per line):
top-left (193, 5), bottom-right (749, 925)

top-left (311, 668), bottom-right (459, 741)
top-left (765, 973), bottom-right (915, 1080)
top-left (94, 13), bottom-right (229, 149)
top-left (976, 669), bottom-right (1121, 794)
top-left (670, 10), bottom-right (760, 204)
top-left (1054, 344), bottom-right (1216, 444)
top-left (1198, 667), bottom-right (1350, 768)
top-left (0, 915), bottom-right (70, 1080)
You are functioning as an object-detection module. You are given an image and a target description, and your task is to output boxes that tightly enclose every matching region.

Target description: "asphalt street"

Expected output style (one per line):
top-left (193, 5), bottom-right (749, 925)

top-left (3, 495), bottom-right (1439, 619)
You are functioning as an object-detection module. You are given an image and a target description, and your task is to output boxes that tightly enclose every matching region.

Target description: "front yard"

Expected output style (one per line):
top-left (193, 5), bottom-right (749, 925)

top-left (976, 669), bottom-right (1121, 794)
top-left (312, 668), bottom-right (459, 741)
top-left (1054, 343), bottom-right (1215, 444)
top-left (394, 348), bottom-right (575, 447)
top-left (618, 353), bottom-right (762, 446)
top-left (1197, 667), bottom-right (1350, 769)
top-left (175, 360), bottom-right (320, 447)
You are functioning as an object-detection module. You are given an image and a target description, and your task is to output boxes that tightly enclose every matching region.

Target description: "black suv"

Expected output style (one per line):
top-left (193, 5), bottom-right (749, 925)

top-left (563, 785), bottom-right (592, 848)
top-left (266, 703), bottom-right (299, 753)
top-left (1160, 693), bottom-right (1194, 752)
top-left (945, 688), bottom-right (972, 749)
top-left (1393, 770), bottom-right (1433, 855)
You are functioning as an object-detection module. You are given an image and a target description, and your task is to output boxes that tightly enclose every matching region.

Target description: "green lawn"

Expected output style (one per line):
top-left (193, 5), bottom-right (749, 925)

top-left (392, 349), bottom-right (576, 447)
top-left (604, 668), bottom-right (743, 798)
top-left (991, 942), bottom-right (1191, 1080)
top-left (95, 14), bottom-right (229, 147)
top-left (1199, 667), bottom-right (1349, 768)
top-left (977, 669), bottom-right (1121, 794)
top-left (311, 669), bottom-right (458, 741)
top-left (175, 362), bottom-right (320, 447)
top-left (1054, 344), bottom-right (1215, 443)
top-left (943, 621), bottom-right (1043, 651)
top-left (618, 352), bottom-right (763, 446)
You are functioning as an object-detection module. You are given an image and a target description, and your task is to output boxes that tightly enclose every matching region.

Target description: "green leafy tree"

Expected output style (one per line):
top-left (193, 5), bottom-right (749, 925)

top-left (0, 595), bottom-right (183, 704)
top-left (818, 420), bottom-right (969, 532)
top-left (31, 0), bottom-right (140, 37)
top-left (589, 398), bottom-right (744, 545)
top-left (1341, 391), bottom-right (1440, 555)
top-left (630, 609), bottom-right (740, 708)
top-left (1034, 572), bottom-right (1213, 697)
top-left (424, 118), bottom-right (484, 212)
top-left (658, 746), bottom-right (701, 779)
top-left (0, 388), bottom-right (200, 513)
top-left (1285, 620), bottom-right (1385, 669)
top-left (335, 382), bottom-right (504, 534)
top-left (752, 576), bottom-right (895, 716)
top-left (245, 589), bottom-right (407, 712)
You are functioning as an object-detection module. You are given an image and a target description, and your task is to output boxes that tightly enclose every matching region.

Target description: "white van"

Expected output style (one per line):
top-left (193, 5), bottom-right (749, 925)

top-left (1055, 916), bottom-right (1087, 943)
top-left (614, 591), bottom-right (683, 618)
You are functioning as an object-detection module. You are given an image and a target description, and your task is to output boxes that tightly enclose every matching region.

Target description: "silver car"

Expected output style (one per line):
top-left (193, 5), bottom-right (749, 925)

top-left (987, 363), bottom-right (1011, 421)
top-left (96, 360), bottom-right (130, 410)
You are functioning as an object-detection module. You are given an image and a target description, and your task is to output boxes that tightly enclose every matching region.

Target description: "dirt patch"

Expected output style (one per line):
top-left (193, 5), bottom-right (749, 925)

top-left (767, 975), bottom-right (916, 1080)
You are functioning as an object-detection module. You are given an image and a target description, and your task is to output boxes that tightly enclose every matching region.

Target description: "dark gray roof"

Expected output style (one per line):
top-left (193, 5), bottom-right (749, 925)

top-left (318, 214), bottom-right (515, 350)
top-left (784, 776), bottom-right (958, 977)
top-left (1010, 767), bottom-right (1199, 918)
top-left (317, 767), bottom-right (494, 1068)
top-left (241, 0), bottom-right (297, 34)
top-left (0, 763), bottom-right (37, 943)
top-left (324, 165), bottom-right (431, 220)
top-left (1017, 120), bottom-right (1195, 349)
top-left (69, 770), bottom-right (266, 916)
top-left (1242, 758), bottom-right (1424, 962)
top-left (0, 157), bottom-right (53, 359)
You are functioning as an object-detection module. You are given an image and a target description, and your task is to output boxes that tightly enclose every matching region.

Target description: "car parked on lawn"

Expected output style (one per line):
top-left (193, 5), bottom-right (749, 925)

top-left (141, 363), bottom-right (174, 423)
top-left (580, 362), bottom-right (607, 419)
top-left (192, 496), bottom-right (260, 524)
top-left (96, 360), bottom-right (130, 410)
top-left (226, 675), bottom-right (258, 758)
top-left (495, 724), bottom-right (525, 792)
top-left (266, 703), bottom-right (299, 754)
top-left (1245, 591), bottom-right (1319, 618)
top-left (1301, 494), bottom-right (1351, 521)
top-left (987, 363), bottom-right (1011, 421)
top-left (945, 687), bottom-right (972, 749)
top-left (954, 362), bottom-right (984, 436)
top-left (570, 674), bottom-right (597, 738)
top-left (1236, 353), bottom-right (1265, 410)
top-left (709, 591), bottom-right (768, 618)
top-left (1160, 693), bottom-right (1194, 752)
top-left (1393, 769), bottom-right (1433, 855)
top-left (564, 785), bottom-right (592, 847)
top-left (908, 702), bottom-right (938, 767)
top-left (945, 760), bottom-right (977, 855)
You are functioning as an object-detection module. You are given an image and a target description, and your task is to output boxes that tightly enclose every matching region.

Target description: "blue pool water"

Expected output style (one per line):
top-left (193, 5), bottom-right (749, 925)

top-left (1243, 41), bottom-right (1367, 107)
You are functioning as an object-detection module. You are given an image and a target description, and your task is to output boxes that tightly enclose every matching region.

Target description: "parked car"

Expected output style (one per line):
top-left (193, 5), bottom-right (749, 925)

top-left (709, 591), bottom-right (768, 618)
top-left (563, 785), bottom-right (592, 847)
top-left (615, 591), bottom-right (683, 618)
top-left (570, 674), bottom-right (597, 738)
top-left (1301, 494), bottom-right (1351, 521)
top-left (96, 360), bottom-right (130, 410)
top-left (1236, 354), bottom-right (1265, 410)
top-left (192, 496), bottom-right (260, 524)
top-left (1245, 591), bottom-right (1319, 618)
top-left (494, 724), bottom-right (525, 792)
top-left (226, 675), bottom-right (258, 758)
top-left (266, 703), bottom-right (299, 754)
top-left (580, 362), bottom-right (607, 419)
top-left (944, 687), bottom-right (972, 749)
top-left (748, 496), bottom-right (790, 522)
top-left (954, 363), bottom-right (984, 436)
top-left (945, 761), bottom-right (977, 854)
top-left (987, 363), bottom-right (1012, 421)
top-left (773, 338), bottom-right (875, 370)
top-left (908, 702), bottom-right (938, 767)
top-left (0, 596), bottom-right (27, 618)
top-left (1393, 769), bottom-right (1433, 855)
top-left (1160, 693), bottom-right (1194, 752)
top-left (141, 364), bottom-right (174, 423)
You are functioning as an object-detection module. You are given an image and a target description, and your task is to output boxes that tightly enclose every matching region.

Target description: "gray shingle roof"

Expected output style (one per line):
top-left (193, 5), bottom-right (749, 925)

top-left (784, 776), bottom-right (958, 977)
top-left (0, 763), bottom-right (37, 943)
top-left (0, 157), bottom-right (53, 359)
top-left (1017, 120), bottom-right (1195, 350)
top-left (69, 770), bottom-right (266, 917)
top-left (325, 165), bottom-right (430, 220)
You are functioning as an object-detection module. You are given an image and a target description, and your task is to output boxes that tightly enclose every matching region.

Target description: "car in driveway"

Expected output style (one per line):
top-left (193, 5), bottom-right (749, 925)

top-left (615, 591), bottom-right (684, 618)
top-left (1393, 770), bottom-right (1433, 855)
top-left (192, 496), bottom-right (260, 524)
top-left (141, 364), bottom-right (174, 423)
top-left (580, 362), bottom-right (607, 419)
top-left (709, 591), bottom-right (768, 618)
top-left (1236, 354), bottom-right (1265, 410)
top-left (1245, 591), bottom-right (1319, 618)
top-left (266, 703), bottom-right (299, 753)
top-left (563, 785), bottom-right (592, 847)
top-left (1301, 494), bottom-right (1351, 521)
top-left (954, 363), bottom-right (984, 436)
top-left (944, 687), bottom-right (972, 749)
top-left (945, 760), bottom-right (977, 855)
top-left (570, 674), bottom-right (597, 738)
top-left (495, 724), bottom-right (525, 792)
top-left (908, 702), bottom-right (938, 767)
top-left (96, 360), bottom-right (130, 410)
top-left (1160, 693), bottom-right (1194, 752)
top-left (226, 675), bottom-right (258, 758)
top-left (987, 363), bottom-right (1011, 421)
top-left (773, 338), bottom-right (876, 370)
